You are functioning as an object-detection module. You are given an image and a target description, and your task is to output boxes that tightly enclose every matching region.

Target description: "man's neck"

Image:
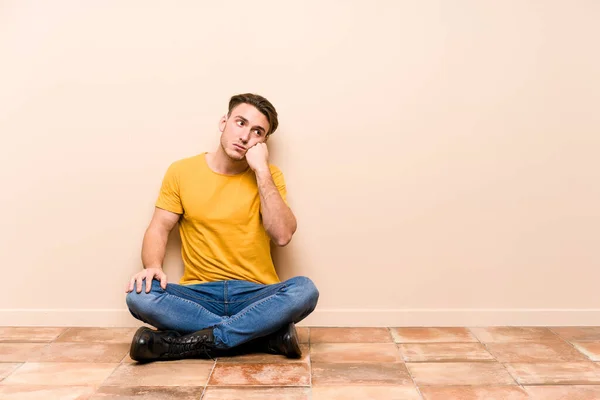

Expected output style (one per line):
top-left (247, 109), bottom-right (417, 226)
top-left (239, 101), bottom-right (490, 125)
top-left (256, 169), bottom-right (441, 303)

top-left (206, 147), bottom-right (249, 176)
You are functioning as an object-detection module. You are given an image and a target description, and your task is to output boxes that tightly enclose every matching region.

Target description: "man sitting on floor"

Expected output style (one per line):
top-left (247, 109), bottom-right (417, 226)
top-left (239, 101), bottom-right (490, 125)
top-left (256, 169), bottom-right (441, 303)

top-left (125, 93), bottom-right (319, 362)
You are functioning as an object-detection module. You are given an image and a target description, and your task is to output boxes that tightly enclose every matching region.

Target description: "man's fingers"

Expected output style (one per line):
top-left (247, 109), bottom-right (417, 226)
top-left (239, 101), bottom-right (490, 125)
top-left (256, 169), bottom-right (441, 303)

top-left (128, 269), bottom-right (164, 294)
top-left (126, 278), bottom-right (135, 293)
top-left (136, 276), bottom-right (144, 293)
top-left (145, 271), bottom-right (154, 293)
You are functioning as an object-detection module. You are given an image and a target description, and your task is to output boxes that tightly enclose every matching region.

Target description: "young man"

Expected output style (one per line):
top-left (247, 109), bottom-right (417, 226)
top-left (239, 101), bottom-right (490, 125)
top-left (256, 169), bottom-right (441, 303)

top-left (125, 93), bottom-right (319, 362)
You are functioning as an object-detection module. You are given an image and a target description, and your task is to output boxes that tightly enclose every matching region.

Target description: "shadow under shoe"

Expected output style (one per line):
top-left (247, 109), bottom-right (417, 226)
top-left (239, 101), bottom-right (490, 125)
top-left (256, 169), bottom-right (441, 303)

top-left (129, 326), bottom-right (217, 362)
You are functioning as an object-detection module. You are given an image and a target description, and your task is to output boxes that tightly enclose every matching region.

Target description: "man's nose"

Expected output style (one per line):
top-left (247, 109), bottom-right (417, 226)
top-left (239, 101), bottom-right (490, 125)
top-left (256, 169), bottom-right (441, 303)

top-left (240, 130), bottom-right (251, 143)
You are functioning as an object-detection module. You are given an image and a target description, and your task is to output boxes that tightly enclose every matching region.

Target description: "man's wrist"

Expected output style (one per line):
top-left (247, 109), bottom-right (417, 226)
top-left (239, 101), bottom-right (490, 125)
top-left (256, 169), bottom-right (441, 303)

top-left (253, 166), bottom-right (270, 176)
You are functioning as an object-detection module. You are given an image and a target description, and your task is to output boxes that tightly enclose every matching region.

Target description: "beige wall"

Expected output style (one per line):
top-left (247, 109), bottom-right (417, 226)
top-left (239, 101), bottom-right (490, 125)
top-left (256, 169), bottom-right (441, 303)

top-left (1, 1), bottom-right (599, 327)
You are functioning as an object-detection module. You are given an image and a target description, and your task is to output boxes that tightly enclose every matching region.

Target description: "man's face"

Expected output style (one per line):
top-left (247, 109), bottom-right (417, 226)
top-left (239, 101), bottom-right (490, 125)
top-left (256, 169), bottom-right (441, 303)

top-left (219, 103), bottom-right (270, 161)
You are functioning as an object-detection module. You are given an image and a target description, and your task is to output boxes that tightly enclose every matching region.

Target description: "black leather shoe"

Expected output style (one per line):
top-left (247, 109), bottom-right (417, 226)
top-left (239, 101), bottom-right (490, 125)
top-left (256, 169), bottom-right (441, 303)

top-left (129, 326), bottom-right (216, 362)
top-left (264, 323), bottom-right (302, 359)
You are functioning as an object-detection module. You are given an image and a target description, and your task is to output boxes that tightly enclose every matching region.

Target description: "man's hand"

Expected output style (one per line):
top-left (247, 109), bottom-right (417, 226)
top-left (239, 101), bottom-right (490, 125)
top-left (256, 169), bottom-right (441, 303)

top-left (245, 142), bottom-right (269, 172)
top-left (126, 267), bottom-right (167, 294)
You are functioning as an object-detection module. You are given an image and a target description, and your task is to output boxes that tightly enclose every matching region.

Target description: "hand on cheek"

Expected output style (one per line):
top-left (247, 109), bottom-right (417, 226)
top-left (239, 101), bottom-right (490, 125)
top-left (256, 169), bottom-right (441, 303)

top-left (245, 143), bottom-right (269, 172)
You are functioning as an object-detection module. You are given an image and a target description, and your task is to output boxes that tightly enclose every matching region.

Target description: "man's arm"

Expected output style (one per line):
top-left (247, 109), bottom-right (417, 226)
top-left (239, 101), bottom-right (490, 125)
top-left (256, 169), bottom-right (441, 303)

top-left (126, 207), bottom-right (180, 293)
top-left (245, 142), bottom-right (297, 246)
top-left (255, 168), bottom-right (297, 246)
top-left (141, 207), bottom-right (181, 268)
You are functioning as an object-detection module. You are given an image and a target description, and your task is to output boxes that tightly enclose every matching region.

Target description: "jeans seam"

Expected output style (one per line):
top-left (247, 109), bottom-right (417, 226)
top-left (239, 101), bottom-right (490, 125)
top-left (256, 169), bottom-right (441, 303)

top-left (217, 288), bottom-right (283, 327)
top-left (224, 280), bottom-right (229, 316)
top-left (167, 285), bottom-right (222, 303)
top-left (226, 283), bottom-right (287, 303)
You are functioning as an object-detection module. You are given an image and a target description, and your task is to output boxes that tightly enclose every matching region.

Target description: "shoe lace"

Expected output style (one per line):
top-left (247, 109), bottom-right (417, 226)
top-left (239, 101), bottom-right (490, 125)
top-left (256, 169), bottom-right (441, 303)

top-left (164, 333), bottom-right (215, 360)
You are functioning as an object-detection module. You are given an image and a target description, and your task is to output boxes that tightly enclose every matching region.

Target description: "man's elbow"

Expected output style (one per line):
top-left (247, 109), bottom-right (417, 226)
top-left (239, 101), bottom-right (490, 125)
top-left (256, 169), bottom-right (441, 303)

top-left (273, 223), bottom-right (296, 247)
top-left (274, 232), bottom-right (293, 247)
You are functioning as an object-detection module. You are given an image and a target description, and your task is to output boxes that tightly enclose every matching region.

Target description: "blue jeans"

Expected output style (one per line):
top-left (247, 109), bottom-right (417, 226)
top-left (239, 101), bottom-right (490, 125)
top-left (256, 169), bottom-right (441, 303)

top-left (126, 276), bottom-right (319, 349)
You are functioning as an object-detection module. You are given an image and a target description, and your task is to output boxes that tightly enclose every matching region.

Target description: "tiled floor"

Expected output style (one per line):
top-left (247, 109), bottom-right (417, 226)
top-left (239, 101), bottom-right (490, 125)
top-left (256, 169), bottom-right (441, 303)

top-left (1, 326), bottom-right (600, 399)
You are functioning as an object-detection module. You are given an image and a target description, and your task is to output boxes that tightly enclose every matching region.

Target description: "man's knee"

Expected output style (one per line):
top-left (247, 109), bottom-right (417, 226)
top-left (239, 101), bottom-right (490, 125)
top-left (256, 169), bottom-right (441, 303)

top-left (286, 276), bottom-right (319, 311)
top-left (126, 280), bottom-right (162, 316)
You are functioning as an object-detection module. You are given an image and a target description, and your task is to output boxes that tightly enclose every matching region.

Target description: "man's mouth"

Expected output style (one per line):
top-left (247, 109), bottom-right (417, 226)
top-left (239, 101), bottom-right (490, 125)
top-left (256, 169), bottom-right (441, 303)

top-left (233, 144), bottom-right (246, 151)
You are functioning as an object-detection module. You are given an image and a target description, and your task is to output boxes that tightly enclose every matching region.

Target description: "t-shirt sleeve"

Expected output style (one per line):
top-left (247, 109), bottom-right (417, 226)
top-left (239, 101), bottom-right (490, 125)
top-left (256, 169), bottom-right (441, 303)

top-left (269, 165), bottom-right (288, 206)
top-left (155, 162), bottom-right (184, 214)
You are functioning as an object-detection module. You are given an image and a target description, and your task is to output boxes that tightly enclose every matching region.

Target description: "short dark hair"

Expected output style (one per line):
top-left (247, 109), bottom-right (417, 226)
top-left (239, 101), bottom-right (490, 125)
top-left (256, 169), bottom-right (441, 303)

top-left (227, 93), bottom-right (279, 136)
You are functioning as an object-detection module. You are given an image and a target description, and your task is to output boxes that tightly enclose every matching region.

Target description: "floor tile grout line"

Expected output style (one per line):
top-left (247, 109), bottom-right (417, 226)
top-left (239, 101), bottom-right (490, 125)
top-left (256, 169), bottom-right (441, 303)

top-left (549, 327), bottom-right (600, 343)
top-left (548, 326), bottom-right (598, 363)
top-left (199, 359), bottom-right (218, 399)
top-left (478, 328), bottom-right (598, 365)
top-left (308, 356), bottom-right (313, 398)
top-left (0, 327), bottom-right (71, 344)
top-left (403, 362), bottom-right (425, 399)
top-left (298, 327), bottom-right (309, 395)
top-left (118, 350), bottom-right (131, 363)
top-left (0, 362), bottom-right (26, 382)
top-left (52, 327), bottom-right (72, 343)
top-left (306, 327), bottom-right (313, 400)
top-left (474, 326), bottom-right (585, 394)
top-left (390, 327), bottom-right (425, 400)
top-left (477, 336), bottom-right (527, 392)
top-left (95, 361), bottom-right (122, 389)
top-left (546, 329), bottom-right (600, 380)
top-left (467, 326), bottom-right (482, 343)
top-left (307, 327), bottom-right (312, 388)
top-left (473, 329), bottom-right (508, 382)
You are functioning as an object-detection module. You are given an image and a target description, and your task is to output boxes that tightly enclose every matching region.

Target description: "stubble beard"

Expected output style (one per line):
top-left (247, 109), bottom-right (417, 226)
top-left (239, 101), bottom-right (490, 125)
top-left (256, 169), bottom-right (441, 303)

top-left (221, 139), bottom-right (245, 162)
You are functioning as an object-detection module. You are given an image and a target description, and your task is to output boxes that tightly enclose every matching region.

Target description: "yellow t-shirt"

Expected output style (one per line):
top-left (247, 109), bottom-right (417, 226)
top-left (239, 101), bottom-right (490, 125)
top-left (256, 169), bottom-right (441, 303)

top-left (155, 153), bottom-right (287, 285)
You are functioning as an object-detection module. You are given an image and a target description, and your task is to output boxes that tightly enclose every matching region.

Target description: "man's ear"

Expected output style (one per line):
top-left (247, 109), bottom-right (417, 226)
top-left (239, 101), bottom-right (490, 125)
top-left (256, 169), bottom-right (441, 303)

top-left (219, 115), bottom-right (227, 132)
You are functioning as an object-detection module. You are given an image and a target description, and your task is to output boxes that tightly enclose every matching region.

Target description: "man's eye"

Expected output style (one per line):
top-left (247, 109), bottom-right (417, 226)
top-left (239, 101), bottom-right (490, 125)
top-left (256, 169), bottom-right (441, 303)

top-left (253, 130), bottom-right (262, 136)
top-left (236, 120), bottom-right (244, 126)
